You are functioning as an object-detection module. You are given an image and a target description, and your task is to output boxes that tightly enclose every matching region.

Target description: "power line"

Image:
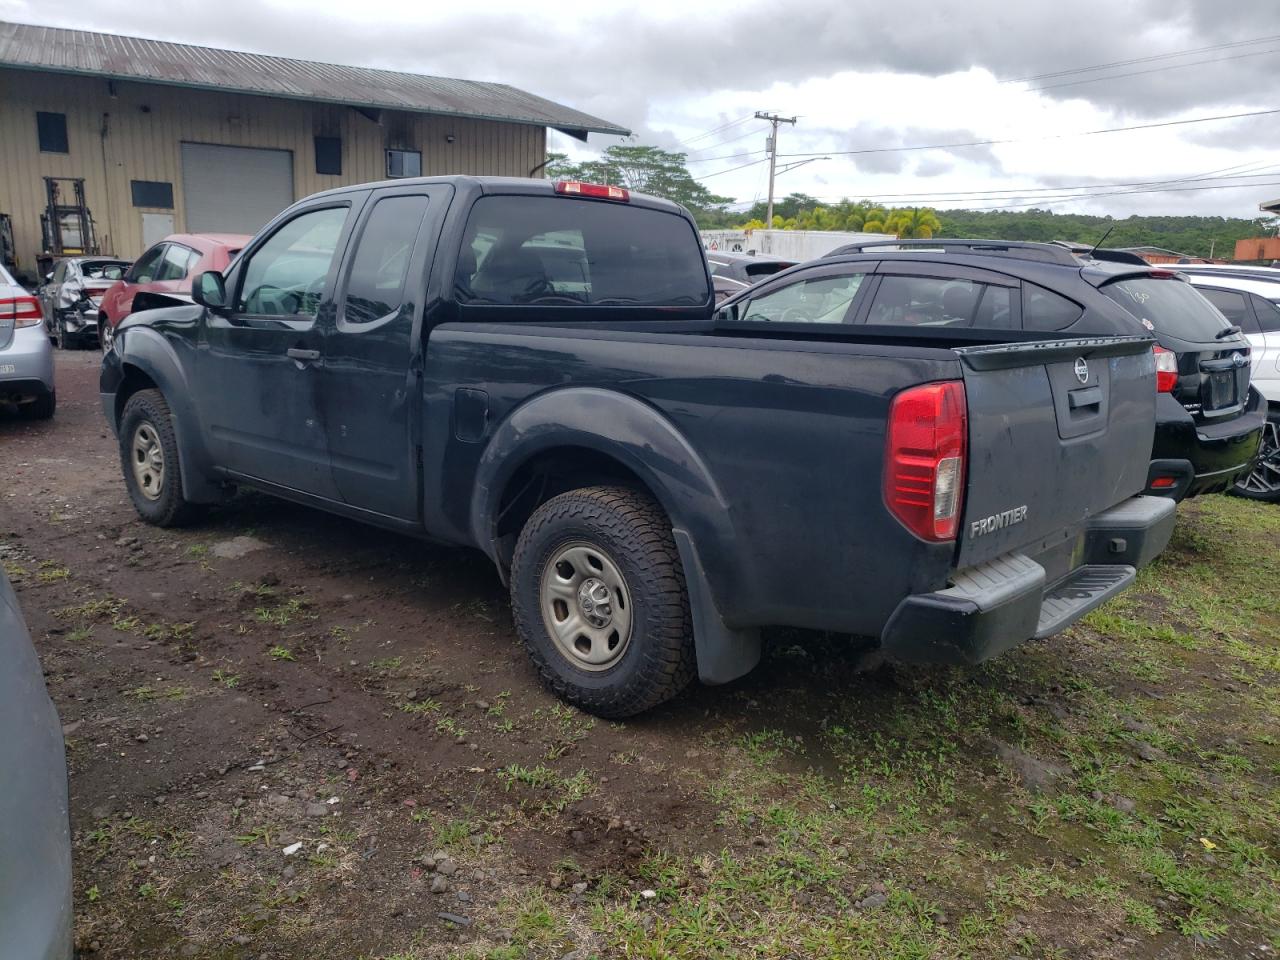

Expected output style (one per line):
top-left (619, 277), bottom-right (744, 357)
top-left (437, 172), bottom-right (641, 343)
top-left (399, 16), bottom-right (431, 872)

top-left (1031, 47), bottom-right (1280, 92)
top-left (773, 106), bottom-right (1280, 159)
top-left (1002, 34), bottom-right (1280, 84)
top-left (972, 178), bottom-right (1280, 212)
top-left (674, 115), bottom-right (752, 149)
top-left (684, 125), bottom-right (767, 156)
top-left (799, 161), bottom-right (1280, 204)
top-left (693, 157), bottom-right (770, 181)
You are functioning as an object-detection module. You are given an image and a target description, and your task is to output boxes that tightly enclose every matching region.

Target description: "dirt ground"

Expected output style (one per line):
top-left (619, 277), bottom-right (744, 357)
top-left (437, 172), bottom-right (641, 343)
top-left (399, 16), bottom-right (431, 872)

top-left (2, 351), bottom-right (1278, 960)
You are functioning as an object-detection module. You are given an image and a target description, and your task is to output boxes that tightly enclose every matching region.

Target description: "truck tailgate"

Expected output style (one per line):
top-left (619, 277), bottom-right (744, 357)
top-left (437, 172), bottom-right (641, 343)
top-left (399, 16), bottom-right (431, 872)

top-left (955, 336), bottom-right (1156, 570)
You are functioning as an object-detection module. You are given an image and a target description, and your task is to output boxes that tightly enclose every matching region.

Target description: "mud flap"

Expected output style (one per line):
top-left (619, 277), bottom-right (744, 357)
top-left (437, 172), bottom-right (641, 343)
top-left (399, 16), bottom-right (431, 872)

top-left (672, 529), bottom-right (761, 684)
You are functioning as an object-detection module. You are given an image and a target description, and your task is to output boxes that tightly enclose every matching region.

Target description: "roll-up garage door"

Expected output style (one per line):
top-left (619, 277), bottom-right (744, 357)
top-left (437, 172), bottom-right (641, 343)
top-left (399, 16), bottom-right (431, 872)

top-left (181, 143), bottom-right (294, 234)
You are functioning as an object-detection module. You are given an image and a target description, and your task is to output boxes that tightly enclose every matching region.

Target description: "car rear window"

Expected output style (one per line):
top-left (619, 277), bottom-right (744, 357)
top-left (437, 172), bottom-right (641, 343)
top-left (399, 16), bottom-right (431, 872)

top-left (1101, 277), bottom-right (1233, 342)
top-left (456, 195), bottom-right (709, 307)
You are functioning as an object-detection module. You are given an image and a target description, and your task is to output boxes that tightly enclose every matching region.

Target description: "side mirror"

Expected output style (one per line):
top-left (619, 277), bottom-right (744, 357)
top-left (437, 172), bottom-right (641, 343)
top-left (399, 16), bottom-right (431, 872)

top-left (193, 270), bottom-right (228, 311)
top-left (716, 303), bottom-right (738, 322)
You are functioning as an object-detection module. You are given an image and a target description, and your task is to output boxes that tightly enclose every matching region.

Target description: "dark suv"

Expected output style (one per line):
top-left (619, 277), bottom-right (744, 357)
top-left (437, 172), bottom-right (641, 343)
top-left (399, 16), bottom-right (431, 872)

top-left (816, 239), bottom-right (1266, 501)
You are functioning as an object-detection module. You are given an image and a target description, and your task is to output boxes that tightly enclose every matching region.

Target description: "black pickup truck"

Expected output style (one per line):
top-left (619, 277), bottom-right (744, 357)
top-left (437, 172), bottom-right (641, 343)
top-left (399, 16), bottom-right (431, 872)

top-left (101, 176), bottom-right (1176, 716)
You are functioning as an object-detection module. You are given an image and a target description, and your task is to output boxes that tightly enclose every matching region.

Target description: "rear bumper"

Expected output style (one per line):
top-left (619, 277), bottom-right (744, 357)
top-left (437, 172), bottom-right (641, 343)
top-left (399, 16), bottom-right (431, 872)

top-left (880, 495), bottom-right (1176, 665)
top-left (0, 325), bottom-right (55, 399)
top-left (1147, 388), bottom-right (1266, 499)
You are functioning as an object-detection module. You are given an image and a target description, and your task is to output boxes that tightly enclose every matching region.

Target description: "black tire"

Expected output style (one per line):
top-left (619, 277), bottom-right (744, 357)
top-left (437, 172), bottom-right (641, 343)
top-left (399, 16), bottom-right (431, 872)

top-left (510, 485), bottom-right (696, 718)
top-left (99, 318), bottom-right (114, 355)
top-left (19, 390), bottom-right (55, 420)
top-left (118, 389), bottom-right (201, 526)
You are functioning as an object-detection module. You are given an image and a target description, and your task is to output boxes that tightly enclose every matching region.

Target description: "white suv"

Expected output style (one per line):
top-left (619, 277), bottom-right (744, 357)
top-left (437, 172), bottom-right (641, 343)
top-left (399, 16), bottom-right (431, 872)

top-left (1181, 270), bottom-right (1280, 499)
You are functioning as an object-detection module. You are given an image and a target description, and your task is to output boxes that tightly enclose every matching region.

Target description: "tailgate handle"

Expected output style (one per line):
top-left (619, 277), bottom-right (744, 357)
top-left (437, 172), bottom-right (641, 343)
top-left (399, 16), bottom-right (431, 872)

top-left (286, 347), bottom-right (321, 362)
top-left (1068, 386), bottom-right (1102, 410)
top-left (1200, 357), bottom-right (1241, 372)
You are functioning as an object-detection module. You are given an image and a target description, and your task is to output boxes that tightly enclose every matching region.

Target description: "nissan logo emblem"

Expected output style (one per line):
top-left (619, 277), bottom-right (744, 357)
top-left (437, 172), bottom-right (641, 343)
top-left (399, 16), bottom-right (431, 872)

top-left (1232, 353), bottom-right (1247, 368)
top-left (1074, 357), bottom-right (1089, 384)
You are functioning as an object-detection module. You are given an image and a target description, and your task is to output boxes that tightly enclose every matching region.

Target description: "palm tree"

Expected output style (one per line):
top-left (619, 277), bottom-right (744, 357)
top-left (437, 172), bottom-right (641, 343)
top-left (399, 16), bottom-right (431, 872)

top-left (885, 208), bottom-right (942, 239)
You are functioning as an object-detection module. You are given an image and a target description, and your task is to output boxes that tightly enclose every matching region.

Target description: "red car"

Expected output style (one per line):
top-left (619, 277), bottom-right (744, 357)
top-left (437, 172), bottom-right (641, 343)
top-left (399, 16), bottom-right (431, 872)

top-left (98, 233), bottom-right (249, 351)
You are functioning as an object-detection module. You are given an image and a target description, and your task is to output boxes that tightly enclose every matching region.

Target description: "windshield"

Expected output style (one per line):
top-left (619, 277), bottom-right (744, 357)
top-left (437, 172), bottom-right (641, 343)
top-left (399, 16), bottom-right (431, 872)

top-left (456, 195), bottom-right (709, 307)
top-left (80, 260), bottom-right (129, 281)
top-left (1101, 277), bottom-right (1234, 342)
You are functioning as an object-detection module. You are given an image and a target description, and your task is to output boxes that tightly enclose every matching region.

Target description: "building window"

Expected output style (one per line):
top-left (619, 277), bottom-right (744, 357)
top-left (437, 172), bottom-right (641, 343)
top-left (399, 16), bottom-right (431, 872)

top-left (130, 180), bottom-right (175, 208)
top-left (315, 136), bottom-right (342, 176)
top-left (385, 149), bottom-right (421, 179)
top-left (37, 111), bottom-right (69, 153)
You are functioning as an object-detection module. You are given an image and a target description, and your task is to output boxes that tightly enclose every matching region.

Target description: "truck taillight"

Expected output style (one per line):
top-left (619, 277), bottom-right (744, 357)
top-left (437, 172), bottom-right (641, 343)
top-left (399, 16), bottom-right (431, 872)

top-left (1153, 345), bottom-right (1178, 393)
top-left (0, 296), bottom-right (42, 327)
top-left (884, 381), bottom-right (967, 542)
top-left (554, 180), bottom-right (630, 202)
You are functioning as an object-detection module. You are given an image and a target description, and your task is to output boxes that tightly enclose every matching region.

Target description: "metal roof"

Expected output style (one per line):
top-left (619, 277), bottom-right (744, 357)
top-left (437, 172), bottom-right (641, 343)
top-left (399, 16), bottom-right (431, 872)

top-left (1262, 199), bottom-right (1280, 214)
top-left (0, 21), bottom-right (629, 139)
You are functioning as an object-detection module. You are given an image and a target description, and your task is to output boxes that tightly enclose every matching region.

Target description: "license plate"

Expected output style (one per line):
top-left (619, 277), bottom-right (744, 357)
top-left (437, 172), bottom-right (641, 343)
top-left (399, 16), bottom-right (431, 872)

top-left (1207, 371), bottom-right (1237, 409)
top-left (0, 364), bottom-right (15, 375)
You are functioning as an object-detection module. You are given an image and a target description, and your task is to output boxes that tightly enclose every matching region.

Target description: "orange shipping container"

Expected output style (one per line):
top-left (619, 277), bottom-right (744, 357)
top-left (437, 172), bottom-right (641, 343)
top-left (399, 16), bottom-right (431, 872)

top-left (1233, 237), bottom-right (1280, 261)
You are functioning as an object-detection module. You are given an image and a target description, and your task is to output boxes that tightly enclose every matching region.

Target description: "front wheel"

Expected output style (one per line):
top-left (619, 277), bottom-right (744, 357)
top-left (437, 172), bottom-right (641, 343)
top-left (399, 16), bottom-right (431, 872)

top-left (1232, 415), bottom-right (1280, 502)
top-left (99, 318), bottom-right (114, 354)
top-left (509, 486), bottom-right (695, 718)
top-left (118, 389), bottom-right (201, 526)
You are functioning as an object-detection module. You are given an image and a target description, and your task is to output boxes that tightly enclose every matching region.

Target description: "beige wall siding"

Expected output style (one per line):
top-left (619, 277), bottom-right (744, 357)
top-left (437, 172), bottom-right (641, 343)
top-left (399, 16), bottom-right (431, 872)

top-left (0, 67), bottom-right (547, 271)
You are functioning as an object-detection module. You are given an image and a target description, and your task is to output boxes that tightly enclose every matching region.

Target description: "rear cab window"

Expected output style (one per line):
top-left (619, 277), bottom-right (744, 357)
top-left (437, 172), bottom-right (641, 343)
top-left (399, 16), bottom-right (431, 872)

top-left (1101, 277), bottom-right (1233, 343)
top-left (455, 195), bottom-right (708, 309)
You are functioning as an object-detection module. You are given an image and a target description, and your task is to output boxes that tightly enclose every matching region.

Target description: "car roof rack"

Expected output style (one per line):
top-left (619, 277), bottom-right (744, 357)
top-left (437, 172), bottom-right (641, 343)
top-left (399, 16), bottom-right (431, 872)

top-left (827, 238), bottom-right (1081, 266)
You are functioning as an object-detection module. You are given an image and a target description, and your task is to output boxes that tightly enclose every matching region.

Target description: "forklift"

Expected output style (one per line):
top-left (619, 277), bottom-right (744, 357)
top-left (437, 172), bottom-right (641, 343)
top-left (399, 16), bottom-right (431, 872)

top-left (37, 176), bottom-right (101, 280)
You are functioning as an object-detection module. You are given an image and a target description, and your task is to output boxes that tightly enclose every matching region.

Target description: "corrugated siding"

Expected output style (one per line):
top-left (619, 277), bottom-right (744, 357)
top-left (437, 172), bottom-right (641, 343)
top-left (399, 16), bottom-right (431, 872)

top-left (0, 68), bottom-right (547, 267)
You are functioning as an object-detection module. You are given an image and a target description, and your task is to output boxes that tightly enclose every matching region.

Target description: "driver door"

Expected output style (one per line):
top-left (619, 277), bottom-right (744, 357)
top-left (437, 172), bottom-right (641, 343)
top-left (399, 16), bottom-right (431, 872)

top-left (198, 199), bottom-right (362, 499)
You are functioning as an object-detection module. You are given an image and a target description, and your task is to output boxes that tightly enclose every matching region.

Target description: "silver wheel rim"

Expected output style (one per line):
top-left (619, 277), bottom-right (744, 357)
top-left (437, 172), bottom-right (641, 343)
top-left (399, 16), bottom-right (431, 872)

top-left (539, 541), bottom-right (633, 671)
top-left (131, 422), bottom-right (165, 501)
top-left (1239, 420), bottom-right (1280, 496)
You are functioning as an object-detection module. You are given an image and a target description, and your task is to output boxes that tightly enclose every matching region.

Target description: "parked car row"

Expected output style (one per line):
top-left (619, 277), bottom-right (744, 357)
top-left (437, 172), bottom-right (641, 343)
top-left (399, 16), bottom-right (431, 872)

top-left (32, 233), bottom-right (249, 352)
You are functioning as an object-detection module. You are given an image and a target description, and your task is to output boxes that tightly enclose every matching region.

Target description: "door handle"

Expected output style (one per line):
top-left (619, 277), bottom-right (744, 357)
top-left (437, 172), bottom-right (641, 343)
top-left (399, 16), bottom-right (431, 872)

top-left (286, 347), bottom-right (320, 362)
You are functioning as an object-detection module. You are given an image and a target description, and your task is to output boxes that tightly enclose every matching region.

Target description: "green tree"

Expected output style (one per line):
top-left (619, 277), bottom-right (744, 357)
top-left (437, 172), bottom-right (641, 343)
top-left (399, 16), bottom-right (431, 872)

top-left (543, 146), bottom-right (731, 226)
top-left (884, 207), bottom-right (943, 239)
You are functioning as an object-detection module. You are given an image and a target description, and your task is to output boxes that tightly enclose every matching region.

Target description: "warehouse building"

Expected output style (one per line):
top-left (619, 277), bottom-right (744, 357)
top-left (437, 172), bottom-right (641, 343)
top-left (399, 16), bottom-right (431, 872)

top-left (0, 20), bottom-right (626, 278)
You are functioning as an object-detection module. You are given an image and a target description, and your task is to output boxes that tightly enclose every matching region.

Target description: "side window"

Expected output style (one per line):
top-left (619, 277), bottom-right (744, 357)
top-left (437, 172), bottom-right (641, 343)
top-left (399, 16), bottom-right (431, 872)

top-left (738, 273), bottom-right (866, 324)
top-left (154, 244), bottom-right (196, 282)
top-left (236, 206), bottom-right (349, 318)
top-left (1023, 284), bottom-right (1083, 331)
top-left (128, 245), bottom-right (167, 284)
top-left (867, 276), bottom-right (1011, 328)
top-left (1252, 295), bottom-right (1280, 334)
top-left (1198, 288), bottom-right (1253, 332)
top-left (342, 195), bottom-right (430, 325)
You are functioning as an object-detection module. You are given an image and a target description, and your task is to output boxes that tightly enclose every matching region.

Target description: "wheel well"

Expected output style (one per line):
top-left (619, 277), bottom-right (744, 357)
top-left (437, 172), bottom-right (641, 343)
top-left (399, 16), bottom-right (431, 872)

top-left (114, 364), bottom-right (159, 427)
top-left (493, 447), bottom-right (661, 570)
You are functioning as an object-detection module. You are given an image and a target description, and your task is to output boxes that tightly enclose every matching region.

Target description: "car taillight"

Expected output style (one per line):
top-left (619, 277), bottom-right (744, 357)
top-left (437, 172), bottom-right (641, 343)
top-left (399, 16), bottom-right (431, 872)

top-left (554, 180), bottom-right (630, 202)
top-left (884, 381), bottom-right (968, 542)
top-left (0, 296), bottom-right (42, 327)
top-left (1153, 345), bottom-right (1178, 393)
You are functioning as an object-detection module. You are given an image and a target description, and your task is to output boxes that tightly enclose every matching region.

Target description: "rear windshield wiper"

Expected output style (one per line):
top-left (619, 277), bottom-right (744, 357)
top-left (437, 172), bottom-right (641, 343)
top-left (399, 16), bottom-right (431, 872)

top-left (1215, 325), bottom-right (1242, 340)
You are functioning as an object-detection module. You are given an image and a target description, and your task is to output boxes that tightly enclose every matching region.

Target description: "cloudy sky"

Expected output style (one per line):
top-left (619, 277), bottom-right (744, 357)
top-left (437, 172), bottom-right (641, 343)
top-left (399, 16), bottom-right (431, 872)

top-left (5, 0), bottom-right (1279, 218)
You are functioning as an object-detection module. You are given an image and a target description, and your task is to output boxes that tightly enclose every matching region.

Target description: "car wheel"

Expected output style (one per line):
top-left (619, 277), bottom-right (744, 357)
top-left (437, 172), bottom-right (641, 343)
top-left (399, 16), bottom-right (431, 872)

top-left (1232, 414), bottom-right (1280, 502)
top-left (509, 485), bottom-right (695, 718)
top-left (118, 389), bottom-right (201, 526)
top-left (99, 320), bottom-right (114, 354)
top-left (18, 390), bottom-right (55, 420)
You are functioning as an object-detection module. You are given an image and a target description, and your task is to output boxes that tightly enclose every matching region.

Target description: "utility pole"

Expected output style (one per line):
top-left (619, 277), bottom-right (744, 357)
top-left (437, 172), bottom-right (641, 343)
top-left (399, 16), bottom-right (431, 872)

top-left (755, 111), bottom-right (796, 228)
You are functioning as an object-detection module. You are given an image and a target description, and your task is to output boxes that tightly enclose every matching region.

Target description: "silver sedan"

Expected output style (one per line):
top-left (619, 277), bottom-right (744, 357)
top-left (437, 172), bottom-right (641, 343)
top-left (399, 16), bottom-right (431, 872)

top-left (0, 262), bottom-right (55, 419)
top-left (0, 566), bottom-right (73, 959)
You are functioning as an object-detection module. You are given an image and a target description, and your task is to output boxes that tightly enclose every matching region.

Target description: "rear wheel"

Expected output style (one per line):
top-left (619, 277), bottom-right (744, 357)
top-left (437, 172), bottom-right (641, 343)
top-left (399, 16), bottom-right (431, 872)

top-left (1232, 414), bottom-right (1280, 502)
top-left (509, 486), bottom-right (695, 718)
top-left (99, 318), bottom-right (114, 354)
top-left (118, 389), bottom-right (200, 526)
